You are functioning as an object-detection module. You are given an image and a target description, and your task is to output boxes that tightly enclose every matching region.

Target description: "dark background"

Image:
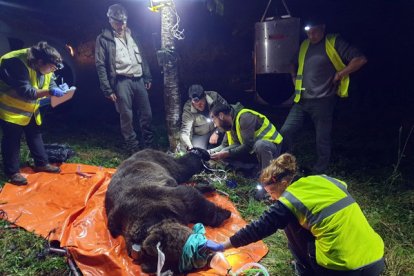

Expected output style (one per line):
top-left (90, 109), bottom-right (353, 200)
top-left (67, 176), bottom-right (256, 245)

top-left (0, 0), bottom-right (413, 179)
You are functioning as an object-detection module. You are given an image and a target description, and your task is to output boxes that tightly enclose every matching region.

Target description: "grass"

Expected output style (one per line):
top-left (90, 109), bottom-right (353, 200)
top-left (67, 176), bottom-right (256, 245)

top-left (0, 115), bottom-right (413, 275)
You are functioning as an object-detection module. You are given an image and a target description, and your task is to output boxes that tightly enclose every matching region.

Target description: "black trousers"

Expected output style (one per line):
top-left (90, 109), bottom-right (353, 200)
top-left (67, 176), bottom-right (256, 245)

top-left (284, 220), bottom-right (385, 276)
top-left (1, 117), bottom-right (48, 176)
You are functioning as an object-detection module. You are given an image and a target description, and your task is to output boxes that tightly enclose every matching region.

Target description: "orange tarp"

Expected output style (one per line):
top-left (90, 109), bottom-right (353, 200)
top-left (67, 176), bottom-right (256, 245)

top-left (0, 163), bottom-right (268, 275)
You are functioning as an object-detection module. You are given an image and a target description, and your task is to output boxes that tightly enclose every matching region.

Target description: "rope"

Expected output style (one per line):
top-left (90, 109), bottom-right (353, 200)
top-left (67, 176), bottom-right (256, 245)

top-left (162, 1), bottom-right (184, 40)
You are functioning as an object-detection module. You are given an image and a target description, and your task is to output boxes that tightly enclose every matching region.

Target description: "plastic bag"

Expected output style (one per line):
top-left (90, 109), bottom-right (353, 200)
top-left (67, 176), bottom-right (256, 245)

top-left (44, 143), bottom-right (76, 163)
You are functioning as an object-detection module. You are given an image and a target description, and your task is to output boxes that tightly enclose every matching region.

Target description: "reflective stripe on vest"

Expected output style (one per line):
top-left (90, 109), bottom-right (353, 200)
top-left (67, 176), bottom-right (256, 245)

top-left (226, 108), bottom-right (283, 146)
top-left (281, 175), bottom-right (355, 229)
top-left (294, 34), bottom-right (350, 103)
top-left (0, 48), bottom-right (51, 126)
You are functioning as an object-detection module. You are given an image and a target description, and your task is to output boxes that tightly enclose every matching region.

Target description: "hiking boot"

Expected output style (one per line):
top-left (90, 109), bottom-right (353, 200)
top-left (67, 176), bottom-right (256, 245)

top-left (33, 164), bottom-right (61, 173)
top-left (9, 173), bottom-right (28, 186)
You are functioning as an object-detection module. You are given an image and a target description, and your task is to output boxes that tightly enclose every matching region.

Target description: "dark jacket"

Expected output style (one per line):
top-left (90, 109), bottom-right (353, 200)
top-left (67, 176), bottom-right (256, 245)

top-left (230, 200), bottom-right (295, 247)
top-left (95, 27), bottom-right (152, 97)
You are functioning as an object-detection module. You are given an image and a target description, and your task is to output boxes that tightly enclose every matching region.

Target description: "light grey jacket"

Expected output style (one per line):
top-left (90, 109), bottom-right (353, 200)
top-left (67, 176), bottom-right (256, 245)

top-left (180, 91), bottom-right (227, 149)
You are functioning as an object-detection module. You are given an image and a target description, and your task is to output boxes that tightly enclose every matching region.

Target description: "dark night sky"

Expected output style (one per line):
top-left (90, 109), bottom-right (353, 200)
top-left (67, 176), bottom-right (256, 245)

top-left (0, 0), bottom-right (413, 167)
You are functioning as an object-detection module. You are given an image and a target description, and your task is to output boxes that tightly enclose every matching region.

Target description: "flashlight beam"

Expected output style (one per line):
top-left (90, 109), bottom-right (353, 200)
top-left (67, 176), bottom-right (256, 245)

top-left (0, 1), bottom-right (43, 13)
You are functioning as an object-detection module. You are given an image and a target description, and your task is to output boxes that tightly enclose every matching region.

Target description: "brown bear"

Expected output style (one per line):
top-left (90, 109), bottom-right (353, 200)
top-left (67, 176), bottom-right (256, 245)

top-left (105, 148), bottom-right (231, 273)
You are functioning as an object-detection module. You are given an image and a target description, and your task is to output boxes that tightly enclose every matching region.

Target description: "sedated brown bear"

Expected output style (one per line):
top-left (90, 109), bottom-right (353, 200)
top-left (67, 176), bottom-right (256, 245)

top-left (105, 148), bottom-right (231, 273)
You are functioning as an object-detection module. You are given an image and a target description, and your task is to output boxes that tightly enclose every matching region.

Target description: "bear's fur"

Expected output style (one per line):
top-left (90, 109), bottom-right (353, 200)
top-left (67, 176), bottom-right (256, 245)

top-left (105, 148), bottom-right (231, 273)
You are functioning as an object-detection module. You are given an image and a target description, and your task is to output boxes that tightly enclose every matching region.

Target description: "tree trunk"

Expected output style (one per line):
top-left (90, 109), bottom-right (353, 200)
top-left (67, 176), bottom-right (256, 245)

top-left (161, 5), bottom-right (181, 152)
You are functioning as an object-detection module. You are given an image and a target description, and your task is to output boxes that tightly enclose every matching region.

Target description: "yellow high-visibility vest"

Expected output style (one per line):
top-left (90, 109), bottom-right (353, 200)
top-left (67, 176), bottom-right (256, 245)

top-left (279, 175), bottom-right (384, 270)
top-left (227, 108), bottom-right (283, 146)
top-left (0, 48), bottom-right (52, 126)
top-left (294, 34), bottom-right (350, 103)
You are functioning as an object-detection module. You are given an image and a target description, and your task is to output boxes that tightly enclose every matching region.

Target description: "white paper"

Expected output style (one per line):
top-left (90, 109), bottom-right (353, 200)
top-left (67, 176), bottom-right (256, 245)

top-left (50, 87), bottom-right (76, 108)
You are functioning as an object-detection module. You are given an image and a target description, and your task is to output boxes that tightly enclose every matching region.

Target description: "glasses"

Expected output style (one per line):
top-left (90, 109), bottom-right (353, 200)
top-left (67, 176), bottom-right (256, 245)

top-left (48, 63), bottom-right (64, 72)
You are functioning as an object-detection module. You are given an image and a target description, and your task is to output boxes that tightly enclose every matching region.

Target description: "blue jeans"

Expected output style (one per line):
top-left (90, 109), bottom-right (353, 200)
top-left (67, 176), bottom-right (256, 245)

top-left (115, 76), bottom-right (153, 148)
top-left (280, 97), bottom-right (336, 173)
top-left (1, 117), bottom-right (49, 176)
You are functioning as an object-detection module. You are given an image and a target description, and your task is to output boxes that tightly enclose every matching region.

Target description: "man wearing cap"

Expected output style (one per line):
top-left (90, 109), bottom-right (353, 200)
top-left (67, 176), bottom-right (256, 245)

top-left (0, 41), bottom-right (68, 185)
top-left (180, 84), bottom-right (227, 150)
top-left (95, 3), bottom-right (154, 153)
top-left (281, 21), bottom-right (367, 174)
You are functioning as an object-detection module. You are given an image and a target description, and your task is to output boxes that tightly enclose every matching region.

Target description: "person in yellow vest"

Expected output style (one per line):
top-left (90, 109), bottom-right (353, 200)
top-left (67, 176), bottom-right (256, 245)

top-left (0, 41), bottom-right (69, 185)
top-left (280, 20), bottom-right (367, 174)
top-left (205, 153), bottom-right (385, 275)
top-left (208, 103), bottom-right (283, 172)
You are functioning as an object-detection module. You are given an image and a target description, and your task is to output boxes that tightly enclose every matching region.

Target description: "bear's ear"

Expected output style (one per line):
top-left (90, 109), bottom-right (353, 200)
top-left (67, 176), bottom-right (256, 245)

top-left (188, 147), bottom-right (210, 161)
top-left (142, 230), bottom-right (163, 257)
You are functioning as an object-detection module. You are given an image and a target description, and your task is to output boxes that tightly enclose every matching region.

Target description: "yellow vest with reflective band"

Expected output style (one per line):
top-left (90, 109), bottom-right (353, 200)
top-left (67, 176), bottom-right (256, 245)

top-left (279, 175), bottom-right (384, 271)
top-left (226, 108), bottom-right (283, 146)
top-left (294, 34), bottom-right (350, 103)
top-left (0, 48), bottom-right (52, 126)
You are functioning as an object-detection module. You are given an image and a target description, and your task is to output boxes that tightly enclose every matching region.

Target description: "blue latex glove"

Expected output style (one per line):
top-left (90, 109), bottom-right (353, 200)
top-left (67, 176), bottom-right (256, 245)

top-left (59, 83), bottom-right (70, 91)
top-left (203, 240), bottom-right (224, 252)
top-left (49, 87), bottom-right (66, 97)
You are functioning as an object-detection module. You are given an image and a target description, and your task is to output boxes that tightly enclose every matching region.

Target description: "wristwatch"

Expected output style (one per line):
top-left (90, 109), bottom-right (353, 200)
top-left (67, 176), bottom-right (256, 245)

top-left (215, 130), bottom-right (220, 135)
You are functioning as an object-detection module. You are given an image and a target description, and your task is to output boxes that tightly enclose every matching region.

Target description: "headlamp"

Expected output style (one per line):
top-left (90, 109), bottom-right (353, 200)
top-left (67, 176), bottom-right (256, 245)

top-left (110, 17), bottom-right (127, 24)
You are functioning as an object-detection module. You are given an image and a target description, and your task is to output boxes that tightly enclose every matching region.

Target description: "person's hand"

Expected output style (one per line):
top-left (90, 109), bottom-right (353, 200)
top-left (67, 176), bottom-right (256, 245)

top-left (203, 240), bottom-right (224, 252)
top-left (333, 71), bottom-right (345, 82)
top-left (145, 82), bottom-right (152, 90)
top-left (209, 131), bottom-right (219, 144)
top-left (49, 87), bottom-right (66, 97)
top-left (59, 83), bottom-right (70, 91)
top-left (107, 93), bottom-right (117, 102)
top-left (210, 151), bottom-right (229, 161)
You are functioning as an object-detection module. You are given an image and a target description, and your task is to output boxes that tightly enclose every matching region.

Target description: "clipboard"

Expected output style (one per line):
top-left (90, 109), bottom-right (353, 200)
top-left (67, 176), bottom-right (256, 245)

top-left (50, 87), bottom-right (76, 108)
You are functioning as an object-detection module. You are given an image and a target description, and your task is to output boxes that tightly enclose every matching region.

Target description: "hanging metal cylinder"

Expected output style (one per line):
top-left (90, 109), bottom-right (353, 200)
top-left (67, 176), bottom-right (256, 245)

top-left (255, 17), bottom-right (300, 74)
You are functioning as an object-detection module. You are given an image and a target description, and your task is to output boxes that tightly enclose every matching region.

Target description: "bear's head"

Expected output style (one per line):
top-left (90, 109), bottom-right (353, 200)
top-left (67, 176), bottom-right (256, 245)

top-left (133, 219), bottom-right (192, 274)
top-left (187, 147), bottom-right (210, 161)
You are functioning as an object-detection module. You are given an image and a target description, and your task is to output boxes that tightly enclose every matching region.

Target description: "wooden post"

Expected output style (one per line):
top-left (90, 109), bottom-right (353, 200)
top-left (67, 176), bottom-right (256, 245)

top-left (160, 3), bottom-right (181, 151)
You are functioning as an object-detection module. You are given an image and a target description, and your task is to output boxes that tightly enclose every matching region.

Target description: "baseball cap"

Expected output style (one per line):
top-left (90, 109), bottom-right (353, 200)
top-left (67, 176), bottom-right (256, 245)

top-left (188, 84), bottom-right (205, 102)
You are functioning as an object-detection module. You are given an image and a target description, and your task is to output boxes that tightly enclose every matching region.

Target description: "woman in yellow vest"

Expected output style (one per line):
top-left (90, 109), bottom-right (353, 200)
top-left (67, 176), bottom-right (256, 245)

top-left (0, 41), bottom-right (68, 185)
top-left (205, 153), bottom-right (385, 275)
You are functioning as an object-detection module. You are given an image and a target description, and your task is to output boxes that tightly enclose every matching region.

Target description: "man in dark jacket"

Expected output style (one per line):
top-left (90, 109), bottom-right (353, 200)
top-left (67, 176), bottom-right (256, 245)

top-left (95, 3), bottom-right (154, 153)
top-left (209, 103), bottom-right (283, 171)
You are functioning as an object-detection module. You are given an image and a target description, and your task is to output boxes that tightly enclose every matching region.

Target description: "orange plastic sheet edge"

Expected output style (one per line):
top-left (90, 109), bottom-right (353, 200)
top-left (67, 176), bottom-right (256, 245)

top-left (0, 163), bottom-right (268, 275)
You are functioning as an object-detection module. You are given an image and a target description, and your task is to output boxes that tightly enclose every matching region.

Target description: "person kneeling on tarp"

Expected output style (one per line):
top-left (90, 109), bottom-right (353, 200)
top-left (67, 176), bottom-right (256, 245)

top-left (205, 153), bottom-right (385, 276)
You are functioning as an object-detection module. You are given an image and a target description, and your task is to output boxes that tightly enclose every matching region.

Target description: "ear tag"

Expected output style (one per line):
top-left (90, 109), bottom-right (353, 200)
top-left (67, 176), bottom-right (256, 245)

top-left (156, 242), bottom-right (166, 276)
